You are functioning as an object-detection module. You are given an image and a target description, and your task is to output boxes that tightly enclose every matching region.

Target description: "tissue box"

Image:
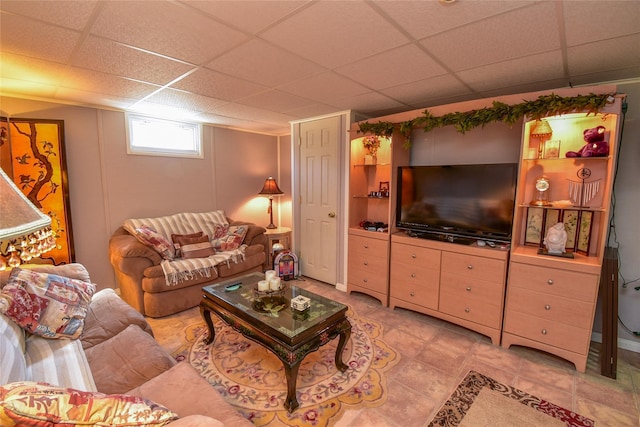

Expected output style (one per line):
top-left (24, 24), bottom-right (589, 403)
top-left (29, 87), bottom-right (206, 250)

top-left (290, 295), bottom-right (311, 311)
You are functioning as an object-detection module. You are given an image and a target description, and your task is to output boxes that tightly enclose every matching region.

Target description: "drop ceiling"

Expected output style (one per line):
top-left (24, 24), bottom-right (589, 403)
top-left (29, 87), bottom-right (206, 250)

top-left (1, 0), bottom-right (638, 135)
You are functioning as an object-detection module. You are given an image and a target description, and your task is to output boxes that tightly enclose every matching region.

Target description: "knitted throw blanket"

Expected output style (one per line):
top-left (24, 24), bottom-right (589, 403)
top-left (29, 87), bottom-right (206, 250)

top-left (160, 245), bottom-right (247, 286)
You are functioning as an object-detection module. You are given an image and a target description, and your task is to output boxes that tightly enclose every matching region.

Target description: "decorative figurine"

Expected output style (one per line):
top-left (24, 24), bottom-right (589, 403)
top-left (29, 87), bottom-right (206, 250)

top-left (565, 125), bottom-right (609, 158)
top-left (543, 222), bottom-right (567, 254)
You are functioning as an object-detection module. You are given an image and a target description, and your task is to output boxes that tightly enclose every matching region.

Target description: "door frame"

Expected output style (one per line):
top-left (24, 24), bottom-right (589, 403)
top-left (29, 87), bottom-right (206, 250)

top-left (290, 110), bottom-right (354, 290)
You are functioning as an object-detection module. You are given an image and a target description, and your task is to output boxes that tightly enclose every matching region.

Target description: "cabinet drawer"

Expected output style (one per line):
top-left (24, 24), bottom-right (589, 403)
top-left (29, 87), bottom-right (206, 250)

top-left (440, 272), bottom-right (504, 307)
top-left (441, 252), bottom-right (505, 284)
top-left (391, 243), bottom-right (441, 270)
top-left (505, 287), bottom-right (594, 328)
top-left (349, 235), bottom-right (388, 257)
top-left (390, 280), bottom-right (438, 309)
top-left (348, 261), bottom-right (387, 294)
top-left (503, 310), bottom-right (590, 355)
top-left (508, 263), bottom-right (598, 303)
top-left (439, 290), bottom-right (502, 329)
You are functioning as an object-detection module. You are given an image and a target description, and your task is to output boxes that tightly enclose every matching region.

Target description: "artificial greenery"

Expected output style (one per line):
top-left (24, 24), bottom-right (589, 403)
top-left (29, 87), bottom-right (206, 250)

top-left (358, 93), bottom-right (615, 146)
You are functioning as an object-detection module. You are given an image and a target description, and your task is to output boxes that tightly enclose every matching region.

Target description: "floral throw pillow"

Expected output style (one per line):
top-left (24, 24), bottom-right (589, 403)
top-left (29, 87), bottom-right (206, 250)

top-left (0, 381), bottom-right (178, 427)
top-left (212, 225), bottom-right (248, 251)
top-left (0, 268), bottom-right (96, 340)
top-left (133, 225), bottom-right (175, 260)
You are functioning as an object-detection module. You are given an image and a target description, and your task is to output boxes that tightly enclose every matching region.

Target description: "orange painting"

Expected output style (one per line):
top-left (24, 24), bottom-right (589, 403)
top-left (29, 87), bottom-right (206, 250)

top-left (0, 118), bottom-right (74, 265)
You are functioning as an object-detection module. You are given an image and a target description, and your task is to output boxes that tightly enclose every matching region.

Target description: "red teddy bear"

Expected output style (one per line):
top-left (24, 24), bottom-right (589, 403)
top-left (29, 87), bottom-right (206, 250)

top-left (565, 125), bottom-right (609, 158)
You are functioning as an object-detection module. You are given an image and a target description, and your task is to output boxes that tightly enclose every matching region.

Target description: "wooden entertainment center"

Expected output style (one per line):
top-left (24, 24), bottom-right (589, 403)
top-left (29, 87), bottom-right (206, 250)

top-left (346, 85), bottom-right (625, 372)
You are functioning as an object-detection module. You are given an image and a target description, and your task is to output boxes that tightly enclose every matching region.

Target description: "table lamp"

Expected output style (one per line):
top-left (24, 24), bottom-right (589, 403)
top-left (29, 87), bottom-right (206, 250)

top-left (258, 176), bottom-right (283, 229)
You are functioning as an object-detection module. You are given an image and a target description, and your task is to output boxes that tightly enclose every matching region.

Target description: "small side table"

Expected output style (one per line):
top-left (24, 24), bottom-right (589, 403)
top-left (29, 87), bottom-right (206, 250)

top-left (265, 227), bottom-right (292, 269)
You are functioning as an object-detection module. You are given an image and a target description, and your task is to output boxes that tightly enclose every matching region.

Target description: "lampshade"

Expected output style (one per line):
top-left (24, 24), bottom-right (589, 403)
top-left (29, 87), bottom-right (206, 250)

top-left (531, 119), bottom-right (553, 138)
top-left (258, 177), bottom-right (283, 229)
top-left (0, 167), bottom-right (54, 269)
top-left (258, 176), bottom-right (283, 196)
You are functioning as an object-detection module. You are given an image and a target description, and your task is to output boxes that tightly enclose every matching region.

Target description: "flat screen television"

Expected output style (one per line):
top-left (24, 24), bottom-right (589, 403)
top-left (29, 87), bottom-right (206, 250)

top-left (396, 163), bottom-right (518, 243)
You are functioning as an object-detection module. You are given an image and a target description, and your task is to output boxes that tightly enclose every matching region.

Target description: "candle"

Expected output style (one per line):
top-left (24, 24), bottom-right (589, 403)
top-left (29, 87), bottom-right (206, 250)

top-left (257, 280), bottom-right (270, 292)
top-left (265, 270), bottom-right (277, 280)
top-left (269, 277), bottom-right (281, 291)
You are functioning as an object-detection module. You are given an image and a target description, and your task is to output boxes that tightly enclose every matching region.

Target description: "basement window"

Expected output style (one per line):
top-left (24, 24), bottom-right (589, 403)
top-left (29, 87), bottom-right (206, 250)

top-left (126, 113), bottom-right (203, 158)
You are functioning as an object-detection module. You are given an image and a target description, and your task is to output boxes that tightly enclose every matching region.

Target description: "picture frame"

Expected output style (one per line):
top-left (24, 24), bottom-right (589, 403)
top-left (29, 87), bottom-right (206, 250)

top-left (542, 139), bottom-right (561, 159)
top-left (543, 209), bottom-right (561, 237)
top-left (525, 207), bottom-right (544, 246)
top-left (379, 181), bottom-right (389, 192)
top-left (0, 117), bottom-right (75, 265)
top-left (576, 210), bottom-right (594, 254)
top-left (562, 209), bottom-right (579, 251)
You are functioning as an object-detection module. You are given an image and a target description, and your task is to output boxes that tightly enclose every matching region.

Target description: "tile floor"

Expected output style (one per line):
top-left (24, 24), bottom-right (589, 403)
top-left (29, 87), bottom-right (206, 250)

top-left (147, 277), bottom-right (640, 427)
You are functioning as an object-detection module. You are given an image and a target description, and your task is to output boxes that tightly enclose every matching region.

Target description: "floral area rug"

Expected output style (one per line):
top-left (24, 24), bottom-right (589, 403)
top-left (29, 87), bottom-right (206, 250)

top-left (428, 370), bottom-right (595, 427)
top-left (173, 308), bottom-right (399, 426)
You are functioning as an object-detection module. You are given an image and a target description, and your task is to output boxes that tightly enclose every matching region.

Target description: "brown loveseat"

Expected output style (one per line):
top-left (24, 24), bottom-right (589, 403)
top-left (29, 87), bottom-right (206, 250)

top-left (0, 263), bottom-right (252, 426)
top-left (109, 210), bottom-right (268, 317)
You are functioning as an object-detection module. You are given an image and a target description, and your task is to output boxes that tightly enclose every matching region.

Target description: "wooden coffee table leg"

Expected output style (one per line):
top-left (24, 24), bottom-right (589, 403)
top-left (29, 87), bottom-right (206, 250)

top-left (199, 304), bottom-right (216, 345)
top-left (335, 320), bottom-right (351, 372)
top-left (283, 361), bottom-right (301, 413)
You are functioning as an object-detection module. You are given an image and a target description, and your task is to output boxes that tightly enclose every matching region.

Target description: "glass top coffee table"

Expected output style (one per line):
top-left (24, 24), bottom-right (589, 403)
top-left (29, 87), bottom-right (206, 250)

top-left (199, 272), bottom-right (351, 412)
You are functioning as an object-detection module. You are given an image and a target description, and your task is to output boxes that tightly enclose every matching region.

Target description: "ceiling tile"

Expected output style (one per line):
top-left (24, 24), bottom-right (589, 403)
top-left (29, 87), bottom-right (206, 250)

top-left (90, 1), bottom-right (248, 65)
top-left (563, 1), bottom-right (640, 47)
top-left (0, 13), bottom-right (80, 62)
top-left (422, 2), bottom-right (560, 72)
top-left (374, 0), bottom-right (534, 40)
top-left (72, 36), bottom-right (194, 86)
top-left (54, 86), bottom-right (140, 110)
top-left (335, 44), bottom-right (446, 90)
top-left (238, 90), bottom-right (315, 112)
top-left (0, 0), bottom-right (98, 31)
top-left (145, 88), bottom-right (229, 112)
top-left (261, 1), bottom-right (409, 69)
top-left (60, 67), bottom-right (160, 99)
top-left (0, 77), bottom-right (58, 99)
top-left (0, 53), bottom-right (66, 86)
top-left (331, 91), bottom-right (405, 114)
top-left (286, 103), bottom-right (345, 120)
top-left (181, 0), bottom-right (312, 35)
top-left (211, 102), bottom-right (297, 125)
top-left (380, 74), bottom-right (471, 107)
top-left (458, 50), bottom-right (565, 92)
top-left (172, 67), bottom-right (267, 101)
top-left (205, 39), bottom-right (324, 88)
top-left (277, 72), bottom-right (369, 104)
top-left (568, 34), bottom-right (640, 76)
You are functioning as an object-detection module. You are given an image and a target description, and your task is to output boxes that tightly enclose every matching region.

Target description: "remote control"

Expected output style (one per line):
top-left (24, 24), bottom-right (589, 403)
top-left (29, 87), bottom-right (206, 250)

top-left (224, 282), bottom-right (242, 291)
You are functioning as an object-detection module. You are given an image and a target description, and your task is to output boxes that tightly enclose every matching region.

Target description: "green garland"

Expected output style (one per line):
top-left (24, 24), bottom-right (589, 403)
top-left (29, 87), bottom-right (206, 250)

top-left (358, 93), bottom-right (615, 145)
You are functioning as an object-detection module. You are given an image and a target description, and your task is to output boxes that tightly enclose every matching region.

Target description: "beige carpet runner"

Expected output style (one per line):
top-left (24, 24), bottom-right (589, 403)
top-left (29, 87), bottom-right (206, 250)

top-left (428, 370), bottom-right (595, 427)
top-left (174, 307), bottom-right (399, 426)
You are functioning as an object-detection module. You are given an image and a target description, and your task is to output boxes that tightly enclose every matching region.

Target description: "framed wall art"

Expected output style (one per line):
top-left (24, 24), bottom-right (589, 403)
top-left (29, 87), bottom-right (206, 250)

top-left (0, 117), bottom-right (74, 265)
top-left (542, 139), bottom-right (561, 159)
top-left (525, 207), bottom-right (544, 246)
top-left (562, 209), bottom-right (579, 251)
top-left (576, 210), bottom-right (594, 254)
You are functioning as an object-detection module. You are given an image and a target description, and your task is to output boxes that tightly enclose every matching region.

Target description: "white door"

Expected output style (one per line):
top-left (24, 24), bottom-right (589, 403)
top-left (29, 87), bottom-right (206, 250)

top-left (298, 116), bottom-right (341, 284)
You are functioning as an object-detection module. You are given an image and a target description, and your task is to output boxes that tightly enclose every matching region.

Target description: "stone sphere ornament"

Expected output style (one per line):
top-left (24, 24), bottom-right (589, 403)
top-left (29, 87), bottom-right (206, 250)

top-left (544, 222), bottom-right (567, 254)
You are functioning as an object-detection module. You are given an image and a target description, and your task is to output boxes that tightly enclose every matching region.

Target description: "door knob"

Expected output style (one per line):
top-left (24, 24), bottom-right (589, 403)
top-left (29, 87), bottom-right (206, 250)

top-left (328, 212), bottom-right (336, 218)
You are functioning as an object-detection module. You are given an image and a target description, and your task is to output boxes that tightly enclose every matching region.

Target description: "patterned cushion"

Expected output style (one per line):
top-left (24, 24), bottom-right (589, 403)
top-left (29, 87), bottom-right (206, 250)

top-left (132, 225), bottom-right (175, 260)
top-left (0, 268), bottom-right (96, 339)
top-left (171, 231), bottom-right (203, 258)
top-left (179, 235), bottom-right (216, 259)
top-left (0, 313), bottom-right (27, 385)
top-left (212, 225), bottom-right (249, 251)
top-left (0, 381), bottom-right (178, 427)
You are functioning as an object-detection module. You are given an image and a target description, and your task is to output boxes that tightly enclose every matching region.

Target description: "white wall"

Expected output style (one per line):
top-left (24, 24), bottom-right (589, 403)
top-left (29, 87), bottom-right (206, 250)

top-left (1, 96), bottom-right (282, 290)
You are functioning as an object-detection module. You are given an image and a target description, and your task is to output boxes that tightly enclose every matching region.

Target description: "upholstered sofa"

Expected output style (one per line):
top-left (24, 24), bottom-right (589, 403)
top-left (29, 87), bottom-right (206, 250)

top-left (109, 210), bottom-right (268, 317)
top-left (0, 263), bottom-right (252, 426)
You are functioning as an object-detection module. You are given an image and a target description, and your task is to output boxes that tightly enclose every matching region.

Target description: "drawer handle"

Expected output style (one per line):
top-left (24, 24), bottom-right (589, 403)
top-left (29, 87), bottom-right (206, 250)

top-left (547, 279), bottom-right (554, 285)
top-left (464, 307), bottom-right (470, 313)
top-left (467, 265), bottom-right (473, 270)
top-left (544, 304), bottom-right (551, 310)
top-left (364, 244), bottom-right (368, 249)
top-left (411, 253), bottom-right (416, 259)
top-left (363, 279), bottom-right (368, 283)
top-left (466, 287), bottom-right (472, 292)
top-left (410, 292), bottom-right (415, 297)
top-left (363, 261), bottom-right (368, 266)
top-left (411, 273), bottom-right (416, 278)
top-left (541, 329), bottom-right (547, 335)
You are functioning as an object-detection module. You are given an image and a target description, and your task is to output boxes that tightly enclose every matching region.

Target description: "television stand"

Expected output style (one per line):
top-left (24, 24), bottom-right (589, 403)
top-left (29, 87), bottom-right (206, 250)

top-left (409, 231), bottom-right (476, 246)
